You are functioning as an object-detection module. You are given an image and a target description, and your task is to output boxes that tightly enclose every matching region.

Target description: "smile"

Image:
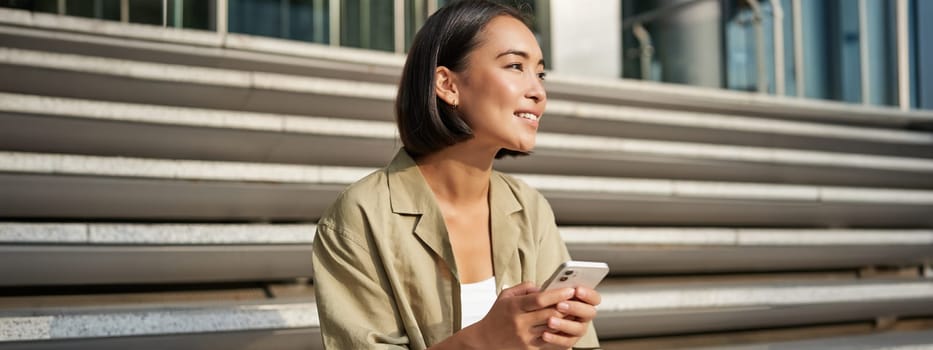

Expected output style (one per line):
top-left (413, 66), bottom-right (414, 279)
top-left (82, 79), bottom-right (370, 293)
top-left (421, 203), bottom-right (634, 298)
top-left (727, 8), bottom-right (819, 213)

top-left (514, 112), bottom-right (539, 121)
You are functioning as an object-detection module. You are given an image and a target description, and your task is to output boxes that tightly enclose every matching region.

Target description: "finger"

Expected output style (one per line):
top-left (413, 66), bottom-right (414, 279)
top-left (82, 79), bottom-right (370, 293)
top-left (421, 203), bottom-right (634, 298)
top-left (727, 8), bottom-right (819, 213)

top-left (528, 308), bottom-right (567, 327)
top-left (556, 300), bottom-right (597, 322)
top-left (541, 330), bottom-right (578, 348)
top-left (520, 287), bottom-right (574, 312)
top-left (547, 316), bottom-right (588, 337)
top-left (499, 281), bottom-right (538, 298)
top-left (574, 286), bottom-right (602, 306)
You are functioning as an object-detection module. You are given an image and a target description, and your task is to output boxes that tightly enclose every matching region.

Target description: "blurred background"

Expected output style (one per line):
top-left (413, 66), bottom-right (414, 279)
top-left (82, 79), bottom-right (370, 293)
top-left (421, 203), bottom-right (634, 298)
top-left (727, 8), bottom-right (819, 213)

top-left (0, 0), bottom-right (932, 349)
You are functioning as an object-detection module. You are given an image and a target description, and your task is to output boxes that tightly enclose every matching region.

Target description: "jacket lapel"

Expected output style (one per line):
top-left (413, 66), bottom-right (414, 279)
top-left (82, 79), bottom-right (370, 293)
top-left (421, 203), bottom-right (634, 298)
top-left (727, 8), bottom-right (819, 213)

top-left (489, 172), bottom-right (524, 292)
top-left (387, 149), bottom-right (459, 279)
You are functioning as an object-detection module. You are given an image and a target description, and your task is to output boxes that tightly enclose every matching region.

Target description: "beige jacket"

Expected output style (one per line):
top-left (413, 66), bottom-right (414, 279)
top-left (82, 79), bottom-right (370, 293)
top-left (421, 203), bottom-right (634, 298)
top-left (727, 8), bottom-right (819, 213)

top-left (312, 149), bottom-right (600, 349)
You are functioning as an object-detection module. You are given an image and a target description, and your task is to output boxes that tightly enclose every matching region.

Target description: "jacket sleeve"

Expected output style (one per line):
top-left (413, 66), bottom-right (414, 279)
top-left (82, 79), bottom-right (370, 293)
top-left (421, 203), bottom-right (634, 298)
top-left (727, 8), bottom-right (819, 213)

top-left (312, 221), bottom-right (410, 349)
top-left (534, 194), bottom-right (602, 350)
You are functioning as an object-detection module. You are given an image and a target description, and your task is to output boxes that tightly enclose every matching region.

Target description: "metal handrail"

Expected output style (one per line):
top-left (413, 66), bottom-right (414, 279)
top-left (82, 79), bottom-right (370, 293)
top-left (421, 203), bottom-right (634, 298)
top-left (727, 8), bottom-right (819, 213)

top-left (632, 23), bottom-right (654, 81)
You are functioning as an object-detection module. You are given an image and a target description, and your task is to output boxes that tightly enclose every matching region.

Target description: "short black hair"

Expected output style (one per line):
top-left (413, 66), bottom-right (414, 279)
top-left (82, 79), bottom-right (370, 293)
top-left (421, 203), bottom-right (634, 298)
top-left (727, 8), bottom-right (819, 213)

top-left (395, 0), bottom-right (531, 159)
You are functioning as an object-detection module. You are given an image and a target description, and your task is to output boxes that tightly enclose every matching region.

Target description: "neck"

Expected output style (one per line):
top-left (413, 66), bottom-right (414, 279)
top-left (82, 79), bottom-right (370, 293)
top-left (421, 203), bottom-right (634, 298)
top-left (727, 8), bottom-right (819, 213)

top-left (415, 142), bottom-right (498, 204)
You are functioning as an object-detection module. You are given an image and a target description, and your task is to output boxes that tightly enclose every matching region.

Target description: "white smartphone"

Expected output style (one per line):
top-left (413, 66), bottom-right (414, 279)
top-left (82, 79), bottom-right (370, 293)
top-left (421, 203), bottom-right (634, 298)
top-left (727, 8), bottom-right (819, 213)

top-left (539, 260), bottom-right (609, 291)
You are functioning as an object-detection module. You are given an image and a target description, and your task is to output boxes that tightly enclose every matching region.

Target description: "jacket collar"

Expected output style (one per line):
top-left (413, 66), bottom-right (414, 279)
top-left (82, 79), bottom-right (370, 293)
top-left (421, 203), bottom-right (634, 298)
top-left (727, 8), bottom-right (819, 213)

top-left (386, 148), bottom-right (523, 283)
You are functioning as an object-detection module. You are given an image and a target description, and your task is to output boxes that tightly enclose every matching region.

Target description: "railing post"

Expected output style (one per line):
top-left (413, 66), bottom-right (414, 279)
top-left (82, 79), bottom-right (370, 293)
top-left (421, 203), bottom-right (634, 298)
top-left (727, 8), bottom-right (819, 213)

top-left (746, 0), bottom-right (767, 94)
top-left (120, 0), bottom-right (129, 23)
top-left (216, 0), bottom-right (228, 35)
top-left (312, 0), bottom-right (325, 43)
top-left (394, 0), bottom-right (405, 53)
top-left (792, 0), bottom-right (804, 97)
top-left (330, 0), bottom-right (341, 46)
top-left (772, 0), bottom-right (785, 95)
top-left (859, 0), bottom-right (870, 105)
top-left (896, 0), bottom-right (910, 110)
top-left (632, 23), bottom-right (654, 81)
top-left (174, 0), bottom-right (183, 28)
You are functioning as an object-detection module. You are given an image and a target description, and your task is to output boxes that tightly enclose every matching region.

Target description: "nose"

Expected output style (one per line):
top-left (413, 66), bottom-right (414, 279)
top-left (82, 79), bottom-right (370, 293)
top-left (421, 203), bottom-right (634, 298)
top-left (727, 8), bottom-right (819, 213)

top-left (525, 74), bottom-right (547, 104)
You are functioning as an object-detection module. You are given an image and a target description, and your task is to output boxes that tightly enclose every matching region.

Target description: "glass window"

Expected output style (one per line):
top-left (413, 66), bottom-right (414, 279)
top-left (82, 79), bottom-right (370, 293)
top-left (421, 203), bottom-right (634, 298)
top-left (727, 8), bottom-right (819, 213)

top-left (836, 0), bottom-right (861, 103)
top-left (864, 0), bottom-right (897, 106)
top-left (0, 0), bottom-right (59, 14)
top-left (165, 0), bottom-right (211, 30)
top-left (404, 0), bottom-right (429, 51)
top-left (798, 1), bottom-right (828, 99)
top-left (288, 0), bottom-right (329, 43)
top-left (724, 0), bottom-right (761, 92)
top-left (340, 0), bottom-right (394, 52)
top-left (67, 0), bottom-right (121, 20)
top-left (917, 0), bottom-right (933, 109)
top-left (798, 0), bottom-right (862, 103)
top-left (128, 0), bottom-right (163, 25)
top-left (230, 0), bottom-right (329, 44)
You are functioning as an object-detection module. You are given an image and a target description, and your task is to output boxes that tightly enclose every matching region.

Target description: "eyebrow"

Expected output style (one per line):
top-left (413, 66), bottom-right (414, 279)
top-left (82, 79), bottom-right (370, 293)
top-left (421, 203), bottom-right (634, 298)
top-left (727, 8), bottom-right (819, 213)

top-left (496, 49), bottom-right (546, 68)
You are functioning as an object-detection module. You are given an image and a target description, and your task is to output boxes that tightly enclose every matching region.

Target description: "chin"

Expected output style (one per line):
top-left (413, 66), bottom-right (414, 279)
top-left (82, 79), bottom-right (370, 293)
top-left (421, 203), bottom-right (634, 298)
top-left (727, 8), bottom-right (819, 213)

top-left (521, 139), bottom-right (537, 151)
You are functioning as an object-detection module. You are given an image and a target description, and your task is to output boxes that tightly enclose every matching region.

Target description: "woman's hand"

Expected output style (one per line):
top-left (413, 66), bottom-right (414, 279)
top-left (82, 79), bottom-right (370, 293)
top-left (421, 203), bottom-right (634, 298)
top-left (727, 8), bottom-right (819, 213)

top-left (465, 282), bottom-right (576, 349)
top-left (539, 286), bottom-right (601, 349)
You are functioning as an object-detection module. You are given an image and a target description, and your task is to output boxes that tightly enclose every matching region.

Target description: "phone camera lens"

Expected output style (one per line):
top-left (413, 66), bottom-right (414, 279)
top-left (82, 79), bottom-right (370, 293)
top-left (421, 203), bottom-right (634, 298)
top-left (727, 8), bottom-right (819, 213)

top-left (559, 276), bottom-right (568, 282)
top-left (564, 270), bottom-right (573, 276)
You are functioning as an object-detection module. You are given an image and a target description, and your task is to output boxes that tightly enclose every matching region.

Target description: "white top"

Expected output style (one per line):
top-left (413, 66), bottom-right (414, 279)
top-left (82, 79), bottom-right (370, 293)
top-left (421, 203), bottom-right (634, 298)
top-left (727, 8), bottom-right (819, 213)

top-left (459, 276), bottom-right (498, 328)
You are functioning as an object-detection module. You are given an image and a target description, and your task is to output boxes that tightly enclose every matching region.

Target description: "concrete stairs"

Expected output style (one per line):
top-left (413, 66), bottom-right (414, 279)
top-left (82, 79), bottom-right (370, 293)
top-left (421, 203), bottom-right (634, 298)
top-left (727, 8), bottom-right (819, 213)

top-left (1, 8), bottom-right (932, 349)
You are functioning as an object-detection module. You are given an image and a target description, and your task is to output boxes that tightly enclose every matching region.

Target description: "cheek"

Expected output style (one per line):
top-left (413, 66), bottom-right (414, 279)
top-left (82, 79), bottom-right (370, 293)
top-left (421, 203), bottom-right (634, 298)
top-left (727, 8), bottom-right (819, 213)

top-left (457, 71), bottom-right (522, 125)
top-left (475, 76), bottom-right (521, 113)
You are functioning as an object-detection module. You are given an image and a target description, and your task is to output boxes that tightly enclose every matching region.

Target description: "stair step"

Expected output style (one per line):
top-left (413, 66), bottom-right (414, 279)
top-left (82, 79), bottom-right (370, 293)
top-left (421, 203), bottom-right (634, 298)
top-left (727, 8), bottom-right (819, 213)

top-left (3, 280), bottom-right (932, 343)
top-left (562, 227), bottom-right (933, 273)
top-left (682, 328), bottom-right (933, 350)
top-left (2, 223), bottom-right (930, 285)
top-left (2, 152), bottom-right (932, 225)
top-left (0, 301), bottom-right (319, 346)
top-left (3, 94), bottom-right (932, 187)
top-left (596, 280), bottom-right (933, 338)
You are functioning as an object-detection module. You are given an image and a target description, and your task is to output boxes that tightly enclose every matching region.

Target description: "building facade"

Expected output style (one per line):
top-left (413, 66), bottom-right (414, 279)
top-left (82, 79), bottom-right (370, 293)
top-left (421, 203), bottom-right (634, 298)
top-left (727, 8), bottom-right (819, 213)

top-left (3, 0), bottom-right (931, 110)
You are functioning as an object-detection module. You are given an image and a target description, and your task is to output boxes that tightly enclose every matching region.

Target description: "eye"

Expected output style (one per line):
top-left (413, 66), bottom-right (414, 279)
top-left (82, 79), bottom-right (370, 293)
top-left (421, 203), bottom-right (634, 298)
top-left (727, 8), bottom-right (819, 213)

top-left (537, 71), bottom-right (547, 81)
top-left (507, 63), bottom-right (524, 71)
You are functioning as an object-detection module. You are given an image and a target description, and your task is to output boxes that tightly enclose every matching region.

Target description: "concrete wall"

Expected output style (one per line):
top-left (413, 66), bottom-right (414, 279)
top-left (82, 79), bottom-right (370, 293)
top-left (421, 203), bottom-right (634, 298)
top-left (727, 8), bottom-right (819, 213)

top-left (549, 0), bottom-right (620, 78)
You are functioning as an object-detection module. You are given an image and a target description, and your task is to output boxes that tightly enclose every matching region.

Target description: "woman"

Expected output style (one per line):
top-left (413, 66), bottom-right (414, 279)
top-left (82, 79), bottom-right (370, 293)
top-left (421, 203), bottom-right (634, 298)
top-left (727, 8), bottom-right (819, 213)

top-left (312, 1), bottom-right (601, 349)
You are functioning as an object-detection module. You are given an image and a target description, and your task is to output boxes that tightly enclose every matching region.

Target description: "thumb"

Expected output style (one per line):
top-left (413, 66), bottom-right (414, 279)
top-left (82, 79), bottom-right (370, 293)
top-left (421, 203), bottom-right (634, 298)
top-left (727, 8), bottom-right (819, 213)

top-left (499, 281), bottom-right (538, 298)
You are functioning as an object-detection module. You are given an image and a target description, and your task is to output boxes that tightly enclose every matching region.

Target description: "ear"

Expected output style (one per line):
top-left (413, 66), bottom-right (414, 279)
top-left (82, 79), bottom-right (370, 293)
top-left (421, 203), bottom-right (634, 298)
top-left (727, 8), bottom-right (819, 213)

top-left (434, 66), bottom-right (459, 107)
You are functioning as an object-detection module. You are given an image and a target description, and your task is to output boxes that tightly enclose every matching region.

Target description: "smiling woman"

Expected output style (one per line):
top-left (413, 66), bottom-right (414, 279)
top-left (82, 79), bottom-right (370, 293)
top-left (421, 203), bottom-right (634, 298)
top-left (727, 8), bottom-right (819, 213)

top-left (312, 1), bottom-right (601, 349)
top-left (397, 6), bottom-right (547, 160)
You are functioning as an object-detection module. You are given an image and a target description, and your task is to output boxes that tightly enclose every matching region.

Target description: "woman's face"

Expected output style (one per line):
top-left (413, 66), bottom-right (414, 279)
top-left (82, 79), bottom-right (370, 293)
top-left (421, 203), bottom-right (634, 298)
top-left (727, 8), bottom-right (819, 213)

top-left (448, 15), bottom-right (547, 154)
